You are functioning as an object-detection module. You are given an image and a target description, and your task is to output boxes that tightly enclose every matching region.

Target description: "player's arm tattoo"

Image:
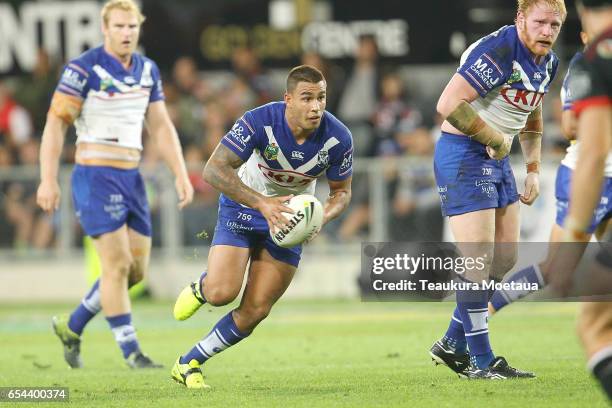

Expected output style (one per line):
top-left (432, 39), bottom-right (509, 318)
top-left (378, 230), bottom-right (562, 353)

top-left (446, 101), bottom-right (505, 148)
top-left (48, 92), bottom-right (83, 124)
top-left (323, 177), bottom-right (352, 225)
top-left (203, 143), bottom-right (264, 208)
top-left (519, 105), bottom-right (543, 173)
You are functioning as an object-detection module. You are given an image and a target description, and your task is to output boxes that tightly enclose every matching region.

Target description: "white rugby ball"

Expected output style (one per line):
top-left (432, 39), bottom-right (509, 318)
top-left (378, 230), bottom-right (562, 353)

top-left (270, 194), bottom-right (324, 248)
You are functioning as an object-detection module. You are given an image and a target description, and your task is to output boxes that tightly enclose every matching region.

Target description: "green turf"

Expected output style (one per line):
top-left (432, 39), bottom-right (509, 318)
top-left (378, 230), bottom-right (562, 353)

top-left (0, 300), bottom-right (605, 407)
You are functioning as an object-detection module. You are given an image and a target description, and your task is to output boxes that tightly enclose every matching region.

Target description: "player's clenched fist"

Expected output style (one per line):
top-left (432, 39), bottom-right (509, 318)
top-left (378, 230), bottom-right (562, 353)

top-left (36, 179), bottom-right (61, 213)
top-left (255, 194), bottom-right (294, 233)
top-left (486, 134), bottom-right (512, 160)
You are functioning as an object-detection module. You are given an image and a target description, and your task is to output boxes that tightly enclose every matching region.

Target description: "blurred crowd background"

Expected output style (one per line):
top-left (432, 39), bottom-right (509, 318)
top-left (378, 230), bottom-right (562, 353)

top-left (0, 0), bottom-right (582, 255)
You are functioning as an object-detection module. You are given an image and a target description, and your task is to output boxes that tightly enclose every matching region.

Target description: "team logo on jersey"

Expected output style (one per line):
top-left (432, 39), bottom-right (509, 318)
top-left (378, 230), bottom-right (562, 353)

top-left (291, 151), bottom-right (305, 160)
top-left (264, 143), bottom-right (280, 161)
top-left (317, 150), bottom-right (329, 168)
top-left (100, 78), bottom-right (113, 92)
top-left (506, 69), bottom-right (521, 85)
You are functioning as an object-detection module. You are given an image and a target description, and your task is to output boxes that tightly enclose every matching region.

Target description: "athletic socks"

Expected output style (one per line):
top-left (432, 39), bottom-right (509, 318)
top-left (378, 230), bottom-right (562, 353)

top-left (457, 288), bottom-right (494, 369)
top-left (68, 279), bottom-right (145, 359)
top-left (180, 311), bottom-right (250, 365)
top-left (106, 313), bottom-right (140, 359)
top-left (68, 279), bottom-right (101, 335)
top-left (67, 278), bottom-right (144, 336)
top-left (490, 265), bottom-right (545, 312)
top-left (443, 307), bottom-right (467, 354)
top-left (198, 271), bottom-right (208, 303)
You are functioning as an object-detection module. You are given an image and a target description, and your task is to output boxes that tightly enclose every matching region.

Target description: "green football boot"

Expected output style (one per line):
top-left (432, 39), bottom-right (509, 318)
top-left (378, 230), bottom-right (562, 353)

top-left (173, 280), bottom-right (206, 321)
top-left (52, 314), bottom-right (83, 369)
top-left (171, 357), bottom-right (210, 389)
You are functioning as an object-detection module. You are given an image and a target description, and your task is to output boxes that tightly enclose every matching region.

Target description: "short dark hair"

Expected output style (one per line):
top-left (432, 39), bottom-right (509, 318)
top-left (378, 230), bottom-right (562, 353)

top-left (578, 0), bottom-right (611, 8)
top-left (286, 65), bottom-right (325, 93)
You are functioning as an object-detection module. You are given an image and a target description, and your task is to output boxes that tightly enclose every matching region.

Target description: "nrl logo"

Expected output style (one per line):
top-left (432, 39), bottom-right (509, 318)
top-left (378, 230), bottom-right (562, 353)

top-left (506, 69), bottom-right (521, 85)
top-left (100, 78), bottom-right (114, 91)
top-left (264, 143), bottom-right (280, 161)
top-left (317, 150), bottom-right (329, 168)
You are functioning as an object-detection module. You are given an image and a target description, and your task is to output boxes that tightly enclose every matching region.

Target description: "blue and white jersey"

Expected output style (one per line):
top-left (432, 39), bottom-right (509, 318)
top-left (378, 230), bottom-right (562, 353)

top-left (560, 51), bottom-right (612, 176)
top-left (560, 52), bottom-right (583, 111)
top-left (458, 25), bottom-right (559, 139)
top-left (55, 46), bottom-right (164, 150)
top-left (221, 102), bottom-right (353, 198)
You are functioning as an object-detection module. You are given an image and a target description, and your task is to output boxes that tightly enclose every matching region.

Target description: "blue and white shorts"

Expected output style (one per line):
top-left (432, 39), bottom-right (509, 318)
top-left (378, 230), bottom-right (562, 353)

top-left (71, 165), bottom-right (152, 237)
top-left (555, 164), bottom-right (612, 233)
top-left (211, 194), bottom-right (302, 267)
top-left (434, 132), bottom-right (519, 217)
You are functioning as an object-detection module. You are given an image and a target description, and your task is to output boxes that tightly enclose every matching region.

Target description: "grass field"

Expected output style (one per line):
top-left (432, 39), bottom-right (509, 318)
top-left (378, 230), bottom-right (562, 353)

top-left (0, 300), bottom-right (606, 407)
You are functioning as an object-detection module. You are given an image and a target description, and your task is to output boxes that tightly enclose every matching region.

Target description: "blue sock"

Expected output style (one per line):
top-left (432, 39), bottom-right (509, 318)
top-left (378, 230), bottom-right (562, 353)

top-left (443, 307), bottom-right (467, 354)
top-left (457, 288), bottom-right (494, 369)
top-left (180, 311), bottom-right (249, 365)
top-left (198, 271), bottom-right (208, 302)
top-left (490, 265), bottom-right (544, 312)
top-left (487, 278), bottom-right (498, 300)
top-left (67, 278), bottom-right (141, 335)
top-left (106, 313), bottom-right (140, 359)
top-left (68, 280), bottom-right (101, 336)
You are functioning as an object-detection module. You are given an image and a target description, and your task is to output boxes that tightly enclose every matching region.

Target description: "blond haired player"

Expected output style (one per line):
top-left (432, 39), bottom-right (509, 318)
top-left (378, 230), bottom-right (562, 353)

top-left (37, 0), bottom-right (193, 368)
top-left (430, 0), bottom-right (565, 379)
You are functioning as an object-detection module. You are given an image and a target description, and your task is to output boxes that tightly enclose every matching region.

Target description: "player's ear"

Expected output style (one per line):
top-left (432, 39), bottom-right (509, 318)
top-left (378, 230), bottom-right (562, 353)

top-left (516, 12), bottom-right (525, 29)
top-left (580, 31), bottom-right (589, 46)
top-left (284, 92), bottom-right (291, 104)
